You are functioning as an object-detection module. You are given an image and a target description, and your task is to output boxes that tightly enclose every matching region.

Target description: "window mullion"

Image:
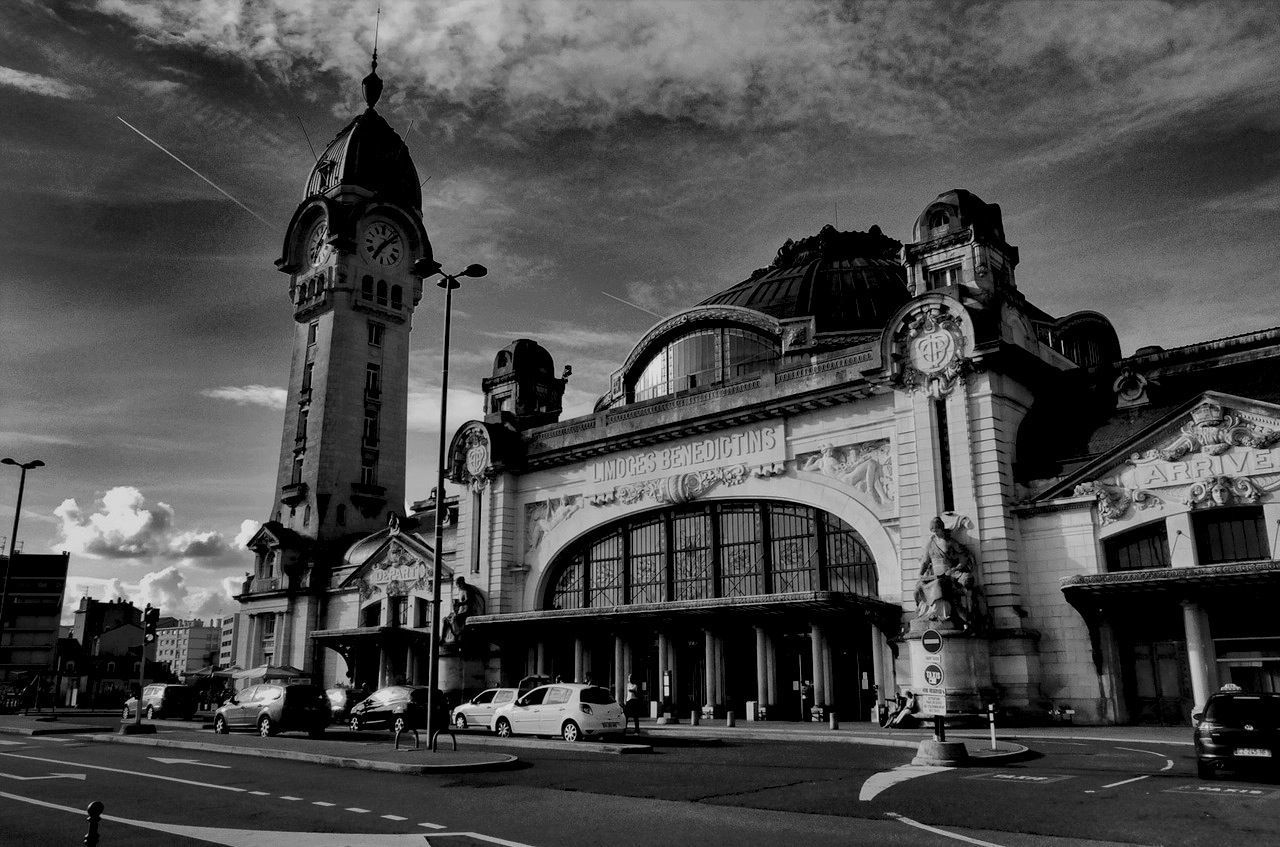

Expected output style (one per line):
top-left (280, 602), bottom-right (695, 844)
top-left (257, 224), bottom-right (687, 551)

top-left (815, 510), bottom-right (829, 591)
top-left (759, 502), bottom-right (774, 595)
top-left (622, 524), bottom-right (632, 604)
top-left (664, 512), bottom-right (675, 602)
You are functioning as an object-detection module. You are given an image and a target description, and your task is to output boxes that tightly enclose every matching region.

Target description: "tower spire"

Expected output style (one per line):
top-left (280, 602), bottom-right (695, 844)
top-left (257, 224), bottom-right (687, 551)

top-left (362, 6), bottom-right (383, 109)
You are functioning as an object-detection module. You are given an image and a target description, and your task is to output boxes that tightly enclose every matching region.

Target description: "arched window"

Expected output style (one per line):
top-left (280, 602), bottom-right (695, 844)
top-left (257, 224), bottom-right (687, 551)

top-left (629, 326), bottom-right (778, 403)
top-left (544, 500), bottom-right (877, 609)
top-left (929, 209), bottom-right (950, 229)
top-left (361, 276), bottom-right (374, 300)
top-left (376, 280), bottom-right (388, 306)
top-left (390, 285), bottom-right (403, 309)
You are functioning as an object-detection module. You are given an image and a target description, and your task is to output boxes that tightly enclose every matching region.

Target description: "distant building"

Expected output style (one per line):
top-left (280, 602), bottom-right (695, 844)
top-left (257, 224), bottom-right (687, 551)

top-left (155, 619), bottom-right (220, 679)
top-left (71, 596), bottom-right (142, 645)
top-left (219, 614), bottom-right (241, 669)
top-left (0, 552), bottom-right (70, 682)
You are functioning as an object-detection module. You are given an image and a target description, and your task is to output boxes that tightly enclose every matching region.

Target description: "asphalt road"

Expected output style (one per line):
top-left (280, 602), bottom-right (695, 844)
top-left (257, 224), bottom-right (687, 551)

top-left (0, 729), bottom-right (1276, 846)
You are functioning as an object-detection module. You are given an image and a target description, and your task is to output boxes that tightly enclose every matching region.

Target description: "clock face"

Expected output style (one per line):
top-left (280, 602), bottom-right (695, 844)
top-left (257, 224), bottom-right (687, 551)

top-left (362, 221), bottom-right (403, 267)
top-left (306, 221), bottom-right (332, 267)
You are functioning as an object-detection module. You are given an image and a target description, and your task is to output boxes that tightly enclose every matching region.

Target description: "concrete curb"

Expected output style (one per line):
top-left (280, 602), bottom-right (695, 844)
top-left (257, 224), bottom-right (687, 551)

top-left (0, 723), bottom-right (102, 737)
top-left (89, 733), bottom-right (522, 774)
top-left (451, 733), bottom-right (653, 755)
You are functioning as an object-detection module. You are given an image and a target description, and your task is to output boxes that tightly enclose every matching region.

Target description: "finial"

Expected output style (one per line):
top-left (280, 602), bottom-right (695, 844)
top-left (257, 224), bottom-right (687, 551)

top-left (362, 6), bottom-right (383, 108)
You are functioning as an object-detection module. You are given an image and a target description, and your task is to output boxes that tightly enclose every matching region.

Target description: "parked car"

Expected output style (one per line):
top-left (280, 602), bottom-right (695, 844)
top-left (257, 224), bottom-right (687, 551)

top-left (324, 686), bottom-right (369, 724)
top-left (348, 685), bottom-right (447, 734)
top-left (451, 687), bottom-right (518, 730)
top-left (517, 674), bottom-right (552, 694)
top-left (212, 683), bottom-right (328, 738)
top-left (1194, 690), bottom-right (1280, 779)
top-left (491, 683), bottom-right (625, 742)
top-left (122, 684), bottom-right (196, 720)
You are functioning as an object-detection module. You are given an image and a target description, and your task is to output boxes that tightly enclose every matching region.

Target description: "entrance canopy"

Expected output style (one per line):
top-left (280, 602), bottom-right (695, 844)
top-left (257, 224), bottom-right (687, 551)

top-left (1062, 560), bottom-right (1280, 610)
top-left (231, 664), bottom-right (306, 683)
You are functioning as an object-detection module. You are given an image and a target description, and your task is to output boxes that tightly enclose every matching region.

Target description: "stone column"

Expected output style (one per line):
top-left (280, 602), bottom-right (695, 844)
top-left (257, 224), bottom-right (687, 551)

top-left (535, 641), bottom-right (546, 676)
top-left (1182, 599), bottom-right (1217, 715)
top-left (377, 648), bottom-right (387, 688)
top-left (765, 632), bottom-right (777, 707)
top-left (657, 632), bottom-right (669, 709)
top-left (667, 636), bottom-right (679, 709)
top-left (870, 627), bottom-right (886, 708)
top-left (1097, 618), bottom-right (1129, 725)
top-left (810, 623), bottom-right (826, 711)
top-left (703, 630), bottom-right (715, 708)
top-left (714, 634), bottom-right (726, 708)
top-left (573, 637), bottom-right (585, 683)
top-left (822, 635), bottom-right (834, 711)
top-left (754, 626), bottom-right (768, 715)
top-left (614, 635), bottom-right (626, 703)
top-left (406, 643), bottom-right (416, 685)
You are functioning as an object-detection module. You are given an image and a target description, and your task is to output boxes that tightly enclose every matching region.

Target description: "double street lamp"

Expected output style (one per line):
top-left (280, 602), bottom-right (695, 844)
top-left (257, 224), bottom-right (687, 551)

top-left (0, 458), bottom-right (44, 675)
top-left (411, 259), bottom-right (487, 746)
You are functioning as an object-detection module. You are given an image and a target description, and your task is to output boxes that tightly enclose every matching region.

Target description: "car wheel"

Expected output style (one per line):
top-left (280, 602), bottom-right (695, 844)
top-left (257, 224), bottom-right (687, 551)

top-left (213, 715), bottom-right (229, 735)
top-left (349, 715), bottom-right (362, 732)
top-left (1197, 760), bottom-right (1216, 780)
top-left (121, 706), bottom-right (130, 720)
top-left (393, 716), bottom-right (408, 734)
top-left (495, 718), bottom-right (513, 738)
top-left (562, 720), bottom-right (581, 743)
top-left (145, 705), bottom-right (155, 720)
top-left (258, 716), bottom-right (274, 738)
top-left (454, 714), bottom-right (467, 730)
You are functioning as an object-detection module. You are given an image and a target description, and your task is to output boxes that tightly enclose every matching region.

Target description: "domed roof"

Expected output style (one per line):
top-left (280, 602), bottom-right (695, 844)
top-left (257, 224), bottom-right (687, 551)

top-left (700, 225), bottom-right (908, 334)
top-left (303, 62), bottom-right (421, 210)
top-left (912, 189), bottom-right (1006, 245)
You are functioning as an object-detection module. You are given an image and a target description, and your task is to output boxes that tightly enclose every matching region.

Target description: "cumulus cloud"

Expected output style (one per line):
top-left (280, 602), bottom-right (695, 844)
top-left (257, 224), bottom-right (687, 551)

top-left (53, 486), bottom-right (229, 561)
top-left (200, 384), bottom-right (287, 410)
top-left (0, 65), bottom-right (89, 99)
top-left (233, 519), bottom-right (260, 548)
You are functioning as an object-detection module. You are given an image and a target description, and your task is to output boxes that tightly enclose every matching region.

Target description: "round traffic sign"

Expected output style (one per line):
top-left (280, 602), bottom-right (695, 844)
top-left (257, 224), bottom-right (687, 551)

top-left (922, 630), bottom-right (943, 654)
top-left (923, 663), bottom-right (944, 686)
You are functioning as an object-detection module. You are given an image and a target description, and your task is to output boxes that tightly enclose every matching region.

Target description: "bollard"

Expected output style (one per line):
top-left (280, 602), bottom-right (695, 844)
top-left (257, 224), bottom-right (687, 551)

top-left (85, 801), bottom-right (104, 847)
top-left (690, 710), bottom-right (700, 726)
top-left (725, 710), bottom-right (735, 728)
top-left (394, 725), bottom-right (420, 751)
top-left (828, 711), bottom-right (839, 731)
top-left (988, 703), bottom-right (997, 751)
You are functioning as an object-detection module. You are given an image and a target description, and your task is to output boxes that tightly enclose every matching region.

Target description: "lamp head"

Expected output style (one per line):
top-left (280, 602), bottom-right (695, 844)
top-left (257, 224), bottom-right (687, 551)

top-left (0, 458), bottom-right (15, 467)
top-left (29, 460), bottom-right (44, 469)
top-left (460, 263), bottom-right (488, 279)
top-left (411, 258), bottom-right (443, 279)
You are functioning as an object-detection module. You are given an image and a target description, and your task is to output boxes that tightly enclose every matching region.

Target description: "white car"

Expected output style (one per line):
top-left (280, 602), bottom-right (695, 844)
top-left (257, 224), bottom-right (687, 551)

top-left (451, 687), bottom-right (517, 730)
top-left (491, 683), bottom-right (625, 742)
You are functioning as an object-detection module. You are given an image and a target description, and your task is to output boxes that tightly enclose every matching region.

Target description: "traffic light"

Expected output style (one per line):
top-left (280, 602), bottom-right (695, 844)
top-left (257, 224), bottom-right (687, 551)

top-left (143, 605), bottom-right (160, 643)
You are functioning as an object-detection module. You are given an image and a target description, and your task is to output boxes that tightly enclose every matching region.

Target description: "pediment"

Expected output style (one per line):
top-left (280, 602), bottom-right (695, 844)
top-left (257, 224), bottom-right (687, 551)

top-left (338, 532), bottom-right (448, 602)
top-left (244, 520), bottom-right (309, 552)
top-left (1038, 392), bottom-right (1280, 524)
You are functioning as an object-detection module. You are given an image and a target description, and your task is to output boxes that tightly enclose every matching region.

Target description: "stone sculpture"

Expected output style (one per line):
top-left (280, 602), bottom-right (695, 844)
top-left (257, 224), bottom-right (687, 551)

top-left (913, 517), bottom-right (977, 630)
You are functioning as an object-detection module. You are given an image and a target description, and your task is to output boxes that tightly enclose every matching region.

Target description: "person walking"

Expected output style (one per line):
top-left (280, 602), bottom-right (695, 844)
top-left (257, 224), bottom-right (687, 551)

top-left (624, 674), bottom-right (642, 735)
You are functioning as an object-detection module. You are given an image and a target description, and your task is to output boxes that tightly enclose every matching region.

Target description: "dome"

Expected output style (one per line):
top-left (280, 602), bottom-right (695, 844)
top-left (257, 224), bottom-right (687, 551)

top-left (303, 65), bottom-right (420, 210)
top-left (912, 189), bottom-right (1006, 245)
top-left (700, 225), bottom-right (908, 334)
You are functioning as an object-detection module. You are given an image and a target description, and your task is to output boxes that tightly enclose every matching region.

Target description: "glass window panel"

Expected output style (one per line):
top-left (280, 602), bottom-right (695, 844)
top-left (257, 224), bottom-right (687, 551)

top-left (589, 532), bottom-right (624, 607)
top-left (550, 555), bottom-right (584, 610)
top-left (723, 328), bottom-right (778, 379)
top-left (1195, 507), bottom-right (1267, 564)
top-left (667, 330), bottom-right (718, 392)
top-left (629, 519), bottom-right (666, 604)
top-left (769, 505), bottom-right (816, 593)
top-left (719, 505), bottom-right (763, 597)
top-left (824, 513), bottom-right (878, 595)
top-left (673, 511), bottom-right (713, 600)
top-left (632, 347), bottom-right (668, 402)
top-left (1105, 522), bottom-right (1171, 572)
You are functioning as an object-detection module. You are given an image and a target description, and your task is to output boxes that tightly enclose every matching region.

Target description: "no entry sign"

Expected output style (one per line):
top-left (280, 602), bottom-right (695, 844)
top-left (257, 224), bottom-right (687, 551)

top-left (922, 630), bottom-right (943, 654)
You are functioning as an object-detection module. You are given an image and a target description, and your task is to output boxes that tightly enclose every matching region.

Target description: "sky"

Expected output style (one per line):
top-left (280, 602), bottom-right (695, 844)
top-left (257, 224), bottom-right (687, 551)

top-left (2, 0), bottom-right (1279, 626)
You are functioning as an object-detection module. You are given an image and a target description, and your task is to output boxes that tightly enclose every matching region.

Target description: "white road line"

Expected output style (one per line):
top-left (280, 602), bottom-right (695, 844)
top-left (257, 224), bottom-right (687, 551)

top-left (313, 801), bottom-right (335, 806)
top-left (418, 822), bottom-right (446, 829)
top-left (279, 796), bottom-right (302, 801)
top-left (430, 833), bottom-right (537, 847)
top-left (1101, 775), bottom-right (1150, 789)
top-left (382, 815), bottom-right (407, 821)
top-left (1115, 746), bottom-right (1165, 758)
top-left (29, 736), bottom-right (71, 742)
top-left (885, 813), bottom-right (1008, 847)
top-left (249, 791), bottom-right (270, 796)
top-left (0, 741), bottom-right (26, 746)
top-left (859, 764), bottom-right (951, 801)
top-left (0, 752), bottom-right (245, 793)
top-left (1161, 759), bottom-right (1174, 771)
top-left (346, 807), bottom-right (370, 813)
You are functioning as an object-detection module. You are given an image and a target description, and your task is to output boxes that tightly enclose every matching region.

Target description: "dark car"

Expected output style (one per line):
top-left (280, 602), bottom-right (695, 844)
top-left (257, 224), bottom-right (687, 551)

top-left (348, 685), bottom-right (447, 734)
top-left (212, 683), bottom-right (329, 738)
top-left (123, 684), bottom-right (196, 721)
top-left (324, 686), bottom-right (369, 724)
top-left (1194, 691), bottom-right (1280, 779)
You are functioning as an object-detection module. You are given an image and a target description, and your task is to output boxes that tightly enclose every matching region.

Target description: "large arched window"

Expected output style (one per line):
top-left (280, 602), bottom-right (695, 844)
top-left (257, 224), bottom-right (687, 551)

top-left (545, 500), bottom-right (877, 610)
top-left (629, 326), bottom-right (778, 403)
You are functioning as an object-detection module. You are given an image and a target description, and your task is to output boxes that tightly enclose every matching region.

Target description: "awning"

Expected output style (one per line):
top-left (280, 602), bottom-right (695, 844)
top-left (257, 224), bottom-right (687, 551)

top-left (466, 591), bottom-right (901, 633)
top-left (310, 626), bottom-right (434, 647)
top-left (231, 664), bottom-right (306, 682)
top-left (1061, 559), bottom-right (1280, 608)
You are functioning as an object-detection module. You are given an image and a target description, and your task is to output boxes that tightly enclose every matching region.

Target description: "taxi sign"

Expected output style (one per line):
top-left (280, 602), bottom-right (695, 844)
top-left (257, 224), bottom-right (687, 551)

top-left (922, 630), bottom-right (943, 654)
top-left (923, 663), bottom-right (944, 686)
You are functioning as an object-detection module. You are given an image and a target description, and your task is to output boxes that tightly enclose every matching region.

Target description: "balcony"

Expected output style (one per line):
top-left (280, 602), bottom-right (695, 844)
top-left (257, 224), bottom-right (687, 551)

top-left (280, 482), bottom-right (308, 506)
top-left (350, 482), bottom-right (387, 510)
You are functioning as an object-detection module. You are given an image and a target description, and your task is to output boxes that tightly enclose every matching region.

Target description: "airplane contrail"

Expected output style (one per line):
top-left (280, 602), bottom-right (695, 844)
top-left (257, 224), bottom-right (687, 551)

top-left (602, 291), bottom-right (663, 319)
top-left (116, 116), bottom-right (272, 226)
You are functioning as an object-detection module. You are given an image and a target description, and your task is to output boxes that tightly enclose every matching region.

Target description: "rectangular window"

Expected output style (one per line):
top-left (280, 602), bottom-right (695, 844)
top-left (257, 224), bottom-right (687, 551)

top-left (470, 491), bottom-right (483, 575)
top-left (1195, 507), bottom-right (1268, 564)
top-left (718, 505), bottom-right (763, 597)
top-left (673, 511), bottom-right (713, 600)
top-left (629, 518), bottom-right (666, 604)
top-left (301, 362), bottom-right (314, 393)
top-left (588, 532), bottom-right (624, 607)
top-left (363, 412), bottom-right (379, 446)
top-left (367, 321), bottom-right (385, 347)
top-left (1105, 522), bottom-right (1171, 572)
top-left (307, 321), bottom-right (318, 346)
top-left (295, 409), bottom-right (308, 444)
top-left (360, 460), bottom-right (377, 486)
top-left (935, 399), bottom-right (954, 513)
top-left (926, 264), bottom-right (962, 289)
top-left (769, 505), bottom-right (816, 592)
top-left (365, 363), bottom-right (381, 396)
top-left (290, 452), bottom-right (304, 485)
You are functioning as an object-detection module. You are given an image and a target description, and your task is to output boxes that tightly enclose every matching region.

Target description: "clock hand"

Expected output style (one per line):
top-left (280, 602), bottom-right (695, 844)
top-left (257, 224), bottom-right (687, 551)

top-left (372, 236), bottom-right (400, 259)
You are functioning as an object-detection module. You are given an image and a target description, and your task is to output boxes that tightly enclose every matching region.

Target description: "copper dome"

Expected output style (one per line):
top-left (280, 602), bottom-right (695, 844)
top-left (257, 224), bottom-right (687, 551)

top-left (303, 107), bottom-right (420, 211)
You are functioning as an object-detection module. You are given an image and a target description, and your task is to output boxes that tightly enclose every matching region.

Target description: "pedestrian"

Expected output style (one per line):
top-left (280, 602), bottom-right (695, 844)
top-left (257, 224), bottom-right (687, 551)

top-left (624, 674), bottom-right (642, 735)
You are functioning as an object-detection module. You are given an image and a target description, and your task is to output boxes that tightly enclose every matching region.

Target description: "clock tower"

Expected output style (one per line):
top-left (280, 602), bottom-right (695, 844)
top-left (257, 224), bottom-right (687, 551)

top-left (269, 56), bottom-right (434, 547)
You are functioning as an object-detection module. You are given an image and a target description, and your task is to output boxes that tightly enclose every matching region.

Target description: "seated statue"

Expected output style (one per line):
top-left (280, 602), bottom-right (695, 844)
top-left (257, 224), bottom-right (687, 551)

top-left (442, 576), bottom-right (484, 645)
top-left (913, 517), bottom-right (976, 629)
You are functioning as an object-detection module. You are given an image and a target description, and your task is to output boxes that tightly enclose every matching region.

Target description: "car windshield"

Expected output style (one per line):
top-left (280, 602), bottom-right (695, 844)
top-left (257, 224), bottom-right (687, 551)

top-left (284, 685), bottom-right (323, 704)
top-left (579, 686), bottom-right (617, 706)
top-left (409, 689), bottom-right (434, 704)
top-left (1205, 695), bottom-right (1280, 727)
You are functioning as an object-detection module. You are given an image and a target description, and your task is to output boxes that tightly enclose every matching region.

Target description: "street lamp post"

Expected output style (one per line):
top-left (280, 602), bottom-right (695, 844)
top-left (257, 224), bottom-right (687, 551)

top-left (412, 260), bottom-right (486, 748)
top-left (0, 459), bottom-right (44, 657)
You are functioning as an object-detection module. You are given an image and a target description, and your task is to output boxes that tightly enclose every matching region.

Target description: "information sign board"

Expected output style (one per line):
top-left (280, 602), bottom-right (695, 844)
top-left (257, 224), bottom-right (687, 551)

top-left (919, 685), bottom-right (947, 716)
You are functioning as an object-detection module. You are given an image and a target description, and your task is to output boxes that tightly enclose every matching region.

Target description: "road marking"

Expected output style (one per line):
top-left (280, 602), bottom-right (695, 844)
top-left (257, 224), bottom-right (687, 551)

top-left (279, 796), bottom-right (302, 801)
top-left (29, 736), bottom-right (71, 742)
top-left (0, 741), bottom-right (25, 746)
top-left (1112, 746), bottom-right (1176, 773)
top-left (418, 822), bottom-right (446, 829)
top-left (346, 807), bottom-right (370, 813)
top-left (886, 812), bottom-right (1008, 846)
top-left (149, 756), bottom-right (231, 769)
top-left (430, 833), bottom-right (537, 847)
top-left (1166, 783), bottom-right (1280, 799)
top-left (859, 764), bottom-right (950, 800)
top-left (1101, 775), bottom-right (1149, 789)
top-left (249, 791), bottom-right (270, 796)
top-left (0, 752), bottom-right (245, 793)
top-left (313, 801), bottom-right (335, 806)
top-left (382, 815), bottom-right (407, 821)
top-left (0, 771), bottom-right (85, 781)
top-left (0, 790), bottom-right (472, 845)
top-left (964, 772), bottom-right (1073, 785)
top-left (1161, 759), bottom-right (1174, 771)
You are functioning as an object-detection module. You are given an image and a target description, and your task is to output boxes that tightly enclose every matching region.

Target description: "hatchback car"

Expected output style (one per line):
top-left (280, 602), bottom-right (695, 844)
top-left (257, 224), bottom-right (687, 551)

top-left (324, 686), bottom-right (369, 724)
top-left (1194, 691), bottom-right (1280, 779)
top-left (491, 683), bottom-right (625, 742)
top-left (451, 687), bottom-right (517, 730)
top-left (348, 685), bottom-right (446, 734)
top-left (123, 684), bottom-right (195, 721)
top-left (212, 683), bottom-right (328, 737)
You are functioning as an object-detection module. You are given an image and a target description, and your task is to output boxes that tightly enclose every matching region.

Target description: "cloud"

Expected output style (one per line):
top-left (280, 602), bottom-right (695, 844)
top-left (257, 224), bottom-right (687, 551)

top-left (52, 486), bottom-right (228, 561)
top-left (200, 384), bottom-right (287, 410)
top-left (0, 65), bottom-right (89, 99)
top-left (62, 568), bottom-right (241, 626)
top-left (407, 386), bottom-right (487, 435)
top-left (233, 519), bottom-right (260, 548)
